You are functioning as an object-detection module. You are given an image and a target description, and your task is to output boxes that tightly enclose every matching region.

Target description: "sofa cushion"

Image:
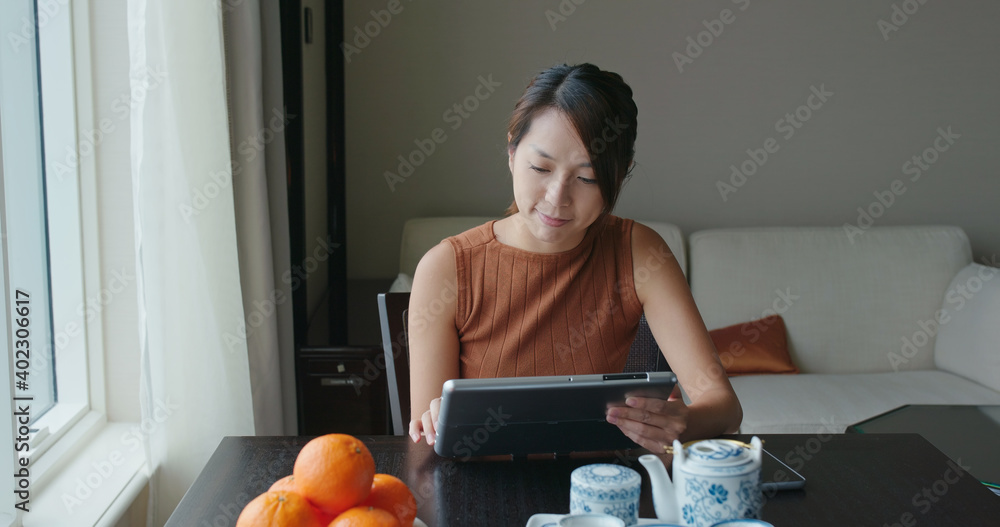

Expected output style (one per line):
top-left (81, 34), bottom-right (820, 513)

top-left (689, 226), bottom-right (971, 374)
top-left (934, 263), bottom-right (1000, 393)
top-left (732, 370), bottom-right (1000, 434)
top-left (708, 315), bottom-right (799, 376)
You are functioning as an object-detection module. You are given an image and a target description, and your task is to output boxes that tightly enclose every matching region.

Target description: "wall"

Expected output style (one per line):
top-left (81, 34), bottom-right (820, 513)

top-left (344, 0), bottom-right (1000, 279)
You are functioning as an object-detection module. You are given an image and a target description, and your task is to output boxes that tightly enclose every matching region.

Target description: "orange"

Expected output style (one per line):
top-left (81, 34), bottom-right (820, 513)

top-left (235, 490), bottom-right (326, 527)
top-left (358, 474), bottom-right (417, 527)
top-left (268, 475), bottom-right (299, 493)
top-left (268, 477), bottom-right (337, 524)
top-left (330, 506), bottom-right (401, 527)
top-left (293, 434), bottom-right (376, 517)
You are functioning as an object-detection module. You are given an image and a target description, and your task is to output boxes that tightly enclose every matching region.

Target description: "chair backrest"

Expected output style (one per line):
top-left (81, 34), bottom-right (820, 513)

top-left (377, 292), bottom-right (411, 436)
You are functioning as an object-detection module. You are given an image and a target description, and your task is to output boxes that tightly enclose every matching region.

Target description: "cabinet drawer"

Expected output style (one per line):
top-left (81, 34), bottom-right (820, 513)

top-left (297, 348), bottom-right (389, 435)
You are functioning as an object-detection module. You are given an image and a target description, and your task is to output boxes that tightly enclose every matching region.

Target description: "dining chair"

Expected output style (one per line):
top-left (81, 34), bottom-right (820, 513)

top-left (377, 292), bottom-right (412, 436)
top-left (378, 292), bottom-right (670, 436)
top-left (624, 314), bottom-right (672, 373)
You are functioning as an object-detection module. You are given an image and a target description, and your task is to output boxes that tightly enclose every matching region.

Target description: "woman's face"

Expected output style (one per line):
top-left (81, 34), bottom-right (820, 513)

top-left (507, 109), bottom-right (605, 253)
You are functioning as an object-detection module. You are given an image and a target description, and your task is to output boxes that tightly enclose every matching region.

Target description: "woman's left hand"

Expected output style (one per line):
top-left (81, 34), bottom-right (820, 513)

top-left (605, 391), bottom-right (689, 453)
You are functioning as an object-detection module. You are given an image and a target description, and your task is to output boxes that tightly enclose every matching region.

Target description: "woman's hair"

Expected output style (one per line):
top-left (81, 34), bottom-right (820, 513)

top-left (506, 63), bottom-right (638, 216)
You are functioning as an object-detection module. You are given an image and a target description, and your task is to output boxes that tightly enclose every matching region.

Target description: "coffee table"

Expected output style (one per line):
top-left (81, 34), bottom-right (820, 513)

top-left (164, 433), bottom-right (1000, 526)
top-left (848, 404), bottom-right (1000, 493)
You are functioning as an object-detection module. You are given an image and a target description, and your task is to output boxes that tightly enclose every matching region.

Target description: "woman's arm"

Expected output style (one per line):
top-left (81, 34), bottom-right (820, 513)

top-left (606, 223), bottom-right (742, 449)
top-left (407, 241), bottom-right (461, 444)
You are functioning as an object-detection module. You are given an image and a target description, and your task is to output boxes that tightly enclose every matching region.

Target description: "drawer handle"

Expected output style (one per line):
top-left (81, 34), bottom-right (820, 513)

top-left (320, 377), bottom-right (361, 387)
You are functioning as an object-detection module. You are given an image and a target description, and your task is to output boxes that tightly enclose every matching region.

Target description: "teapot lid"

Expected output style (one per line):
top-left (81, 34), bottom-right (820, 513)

top-left (682, 439), bottom-right (755, 468)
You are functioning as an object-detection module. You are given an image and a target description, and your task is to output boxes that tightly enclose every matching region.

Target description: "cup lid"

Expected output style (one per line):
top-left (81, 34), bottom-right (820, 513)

top-left (570, 463), bottom-right (640, 488)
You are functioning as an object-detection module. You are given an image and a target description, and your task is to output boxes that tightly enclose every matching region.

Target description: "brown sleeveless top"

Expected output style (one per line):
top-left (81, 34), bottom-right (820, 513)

top-left (447, 215), bottom-right (644, 378)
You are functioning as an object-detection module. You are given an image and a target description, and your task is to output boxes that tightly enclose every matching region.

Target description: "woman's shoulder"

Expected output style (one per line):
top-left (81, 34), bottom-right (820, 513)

top-left (446, 220), bottom-right (496, 250)
top-left (596, 215), bottom-right (640, 247)
top-left (412, 241), bottom-right (457, 294)
top-left (625, 219), bottom-right (676, 261)
top-left (414, 219), bottom-right (495, 283)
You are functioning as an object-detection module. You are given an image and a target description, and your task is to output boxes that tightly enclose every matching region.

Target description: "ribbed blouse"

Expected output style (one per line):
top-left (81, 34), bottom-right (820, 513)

top-left (446, 215), bottom-right (644, 378)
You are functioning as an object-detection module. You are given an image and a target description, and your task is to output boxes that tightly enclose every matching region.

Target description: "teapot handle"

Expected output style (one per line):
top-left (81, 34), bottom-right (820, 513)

top-left (751, 436), bottom-right (763, 463)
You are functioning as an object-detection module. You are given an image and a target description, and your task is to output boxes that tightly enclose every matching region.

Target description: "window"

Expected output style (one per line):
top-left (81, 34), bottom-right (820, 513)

top-left (1, 0), bottom-right (96, 499)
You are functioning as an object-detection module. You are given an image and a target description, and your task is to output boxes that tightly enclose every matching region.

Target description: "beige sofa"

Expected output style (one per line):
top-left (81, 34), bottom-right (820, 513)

top-left (389, 218), bottom-right (1000, 434)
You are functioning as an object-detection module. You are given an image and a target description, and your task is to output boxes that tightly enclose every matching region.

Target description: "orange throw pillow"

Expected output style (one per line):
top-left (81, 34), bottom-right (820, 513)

top-left (708, 314), bottom-right (799, 376)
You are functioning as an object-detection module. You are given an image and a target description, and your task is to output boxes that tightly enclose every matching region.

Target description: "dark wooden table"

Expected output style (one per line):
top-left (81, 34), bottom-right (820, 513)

top-left (165, 433), bottom-right (1000, 526)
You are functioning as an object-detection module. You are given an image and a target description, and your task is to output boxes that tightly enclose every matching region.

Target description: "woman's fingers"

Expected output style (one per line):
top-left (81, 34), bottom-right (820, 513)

top-left (429, 397), bottom-right (442, 424)
top-left (410, 398), bottom-right (444, 445)
top-left (609, 413), bottom-right (665, 452)
top-left (418, 398), bottom-right (443, 445)
top-left (615, 422), bottom-right (664, 453)
top-left (421, 410), bottom-right (436, 445)
top-left (606, 396), bottom-right (688, 450)
top-left (408, 419), bottom-right (425, 443)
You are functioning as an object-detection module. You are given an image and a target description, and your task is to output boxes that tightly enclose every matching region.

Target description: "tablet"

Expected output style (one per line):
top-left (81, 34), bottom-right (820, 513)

top-left (434, 372), bottom-right (677, 458)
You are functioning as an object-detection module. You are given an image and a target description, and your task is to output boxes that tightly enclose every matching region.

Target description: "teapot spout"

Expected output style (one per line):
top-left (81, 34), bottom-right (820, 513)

top-left (639, 448), bottom-right (679, 523)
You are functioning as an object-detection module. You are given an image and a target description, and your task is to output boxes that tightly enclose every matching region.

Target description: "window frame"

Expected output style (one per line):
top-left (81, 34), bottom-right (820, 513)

top-left (31, 0), bottom-right (94, 460)
top-left (1, 0), bottom-right (108, 504)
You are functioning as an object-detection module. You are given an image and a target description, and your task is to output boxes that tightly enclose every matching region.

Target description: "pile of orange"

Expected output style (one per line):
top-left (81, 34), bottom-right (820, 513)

top-left (236, 433), bottom-right (418, 527)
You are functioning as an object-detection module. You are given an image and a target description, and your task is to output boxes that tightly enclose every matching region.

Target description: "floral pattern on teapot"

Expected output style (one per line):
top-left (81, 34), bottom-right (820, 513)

top-left (681, 474), bottom-right (762, 526)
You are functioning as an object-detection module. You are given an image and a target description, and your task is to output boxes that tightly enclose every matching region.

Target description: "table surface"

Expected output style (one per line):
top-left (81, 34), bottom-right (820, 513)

top-left (165, 433), bottom-right (1000, 527)
top-left (849, 404), bottom-right (1000, 487)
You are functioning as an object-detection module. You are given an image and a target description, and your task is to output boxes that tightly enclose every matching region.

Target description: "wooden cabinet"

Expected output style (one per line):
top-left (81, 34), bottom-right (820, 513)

top-left (284, 0), bottom-right (390, 435)
top-left (297, 346), bottom-right (389, 436)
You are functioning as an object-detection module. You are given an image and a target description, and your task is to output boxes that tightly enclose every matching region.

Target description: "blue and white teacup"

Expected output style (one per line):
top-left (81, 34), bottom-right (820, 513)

top-left (569, 464), bottom-right (641, 526)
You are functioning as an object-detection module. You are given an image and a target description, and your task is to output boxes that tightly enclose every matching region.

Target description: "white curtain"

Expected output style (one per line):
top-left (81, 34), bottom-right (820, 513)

top-left (127, 0), bottom-right (291, 524)
top-left (224, 0), bottom-right (296, 436)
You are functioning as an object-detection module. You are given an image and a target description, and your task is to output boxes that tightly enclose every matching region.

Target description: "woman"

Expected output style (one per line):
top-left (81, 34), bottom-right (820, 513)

top-left (407, 63), bottom-right (742, 453)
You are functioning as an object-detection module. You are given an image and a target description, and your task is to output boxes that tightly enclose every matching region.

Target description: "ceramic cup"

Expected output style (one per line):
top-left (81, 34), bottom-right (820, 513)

top-left (709, 520), bottom-right (775, 527)
top-left (569, 464), bottom-right (641, 526)
top-left (558, 513), bottom-right (627, 527)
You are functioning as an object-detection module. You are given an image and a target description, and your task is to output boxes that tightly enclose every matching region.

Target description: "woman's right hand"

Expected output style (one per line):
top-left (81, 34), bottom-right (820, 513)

top-left (409, 397), bottom-right (442, 444)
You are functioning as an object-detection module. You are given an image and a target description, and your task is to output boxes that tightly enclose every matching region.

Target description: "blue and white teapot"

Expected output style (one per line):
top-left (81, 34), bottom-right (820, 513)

top-left (638, 437), bottom-right (764, 527)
